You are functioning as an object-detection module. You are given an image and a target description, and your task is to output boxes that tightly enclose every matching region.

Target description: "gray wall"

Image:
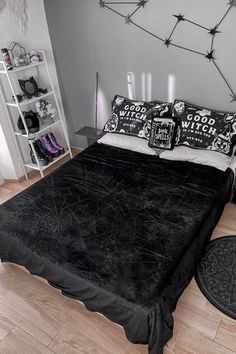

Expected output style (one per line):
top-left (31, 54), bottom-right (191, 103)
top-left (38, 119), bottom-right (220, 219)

top-left (44, 0), bottom-right (236, 148)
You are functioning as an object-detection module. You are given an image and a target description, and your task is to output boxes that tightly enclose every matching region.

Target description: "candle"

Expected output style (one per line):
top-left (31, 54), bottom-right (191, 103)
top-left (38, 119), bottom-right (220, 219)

top-left (168, 74), bottom-right (176, 103)
top-left (141, 72), bottom-right (146, 101)
top-left (127, 72), bottom-right (135, 100)
top-left (147, 72), bottom-right (152, 101)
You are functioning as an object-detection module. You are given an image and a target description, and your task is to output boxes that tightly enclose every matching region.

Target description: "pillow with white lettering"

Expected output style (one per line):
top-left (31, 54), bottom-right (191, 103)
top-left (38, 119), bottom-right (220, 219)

top-left (149, 117), bottom-right (177, 150)
top-left (173, 100), bottom-right (236, 156)
top-left (103, 95), bottom-right (172, 140)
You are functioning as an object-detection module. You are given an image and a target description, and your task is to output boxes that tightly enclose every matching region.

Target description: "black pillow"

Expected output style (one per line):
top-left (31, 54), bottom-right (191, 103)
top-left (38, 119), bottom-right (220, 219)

top-left (146, 101), bottom-right (173, 119)
top-left (149, 117), bottom-right (177, 150)
top-left (173, 100), bottom-right (236, 156)
top-left (103, 95), bottom-right (172, 140)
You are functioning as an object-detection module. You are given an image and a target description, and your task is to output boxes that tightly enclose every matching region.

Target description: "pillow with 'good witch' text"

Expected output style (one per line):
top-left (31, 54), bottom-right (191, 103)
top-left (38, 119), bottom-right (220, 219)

top-left (173, 100), bottom-right (236, 156)
top-left (103, 95), bottom-right (172, 140)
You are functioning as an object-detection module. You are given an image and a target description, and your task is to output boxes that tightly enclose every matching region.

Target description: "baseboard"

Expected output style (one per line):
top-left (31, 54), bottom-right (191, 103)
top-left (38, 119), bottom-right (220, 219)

top-left (3, 147), bottom-right (81, 184)
top-left (71, 145), bottom-right (83, 151)
top-left (4, 176), bottom-right (25, 183)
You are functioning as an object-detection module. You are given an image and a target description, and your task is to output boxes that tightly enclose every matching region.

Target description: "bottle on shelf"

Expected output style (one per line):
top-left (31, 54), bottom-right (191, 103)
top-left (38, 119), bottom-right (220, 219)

top-left (1, 48), bottom-right (13, 70)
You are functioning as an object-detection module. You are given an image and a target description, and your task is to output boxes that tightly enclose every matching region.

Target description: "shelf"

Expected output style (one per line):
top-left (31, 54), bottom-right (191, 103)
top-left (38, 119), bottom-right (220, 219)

top-left (75, 126), bottom-right (103, 137)
top-left (6, 91), bottom-right (54, 107)
top-left (14, 120), bottom-right (61, 137)
top-left (0, 60), bottom-right (45, 74)
top-left (24, 150), bottom-right (70, 171)
top-left (0, 49), bottom-right (72, 179)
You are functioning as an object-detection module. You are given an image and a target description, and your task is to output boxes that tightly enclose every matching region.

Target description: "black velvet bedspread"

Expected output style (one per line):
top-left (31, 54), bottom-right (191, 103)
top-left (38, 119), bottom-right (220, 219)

top-left (0, 143), bottom-right (233, 354)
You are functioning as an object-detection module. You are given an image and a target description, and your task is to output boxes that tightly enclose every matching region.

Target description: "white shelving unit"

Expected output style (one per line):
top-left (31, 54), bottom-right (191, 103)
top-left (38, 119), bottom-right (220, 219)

top-left (0, 50), bottom-right (72, 179)
top-left (6, 91), bottom-right (54, 107)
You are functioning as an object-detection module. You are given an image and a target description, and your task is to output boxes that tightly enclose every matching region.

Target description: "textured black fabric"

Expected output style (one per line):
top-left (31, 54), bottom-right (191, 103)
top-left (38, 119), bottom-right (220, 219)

top-left (196, 236), bottom-right (236, 320)
top-left (0, 143), bottom-right (233, 354)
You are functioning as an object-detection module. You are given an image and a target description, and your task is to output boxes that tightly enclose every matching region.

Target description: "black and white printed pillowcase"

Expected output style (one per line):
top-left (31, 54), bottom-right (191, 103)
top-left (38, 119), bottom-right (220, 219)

top-left (145, 100), bottom-right (177, 150)
top-left (103, 95), bottom-right (172, 140)
top-left (173, 100), bottom-right (236, 157)
top-left (149, 117), bottom-right (177, 150)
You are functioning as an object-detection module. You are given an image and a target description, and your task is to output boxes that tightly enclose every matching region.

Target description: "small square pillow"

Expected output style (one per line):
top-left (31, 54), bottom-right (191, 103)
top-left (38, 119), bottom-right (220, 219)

top-left (103, 95), bottom-right (172, 140)
top-left (173, 100), bottom-right (236, 156)
top-left (146, 101), bottom-right (173, 119)
top-left (149, 117), bottom-right (177, 150)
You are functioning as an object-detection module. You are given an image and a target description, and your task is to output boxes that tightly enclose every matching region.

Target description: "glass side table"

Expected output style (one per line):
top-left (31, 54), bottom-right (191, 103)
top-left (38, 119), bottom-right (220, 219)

top-left (74, 126), bottom-right (103, 146)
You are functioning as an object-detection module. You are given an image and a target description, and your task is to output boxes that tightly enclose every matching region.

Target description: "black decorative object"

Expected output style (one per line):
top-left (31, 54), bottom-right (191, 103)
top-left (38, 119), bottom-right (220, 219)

top-left (212, 60), bottom-right (236, 103)
top-left (18, 76), bottom-right (48, 100)
top-left (125, 15), bottom-right (132, 24)
top-left (139, 0), bottom-right (148, 7)
top-left (196, 236), bottom-right (236, 320)
top-left (209, 26), bottom-right (221, 36)
top-left (229, 0), bottom-right (236, 7)
top-left (12, 94), bottom-right (24, 103)
top-left (173, 100), bottom-right (236, 156)
top-left (100, 0), bottom-right (236, 103)
top-left (17, 111), bottom-right (40, 134)
top-left (205, 49), bottom-right (215, 61)
top-left (164, 38), bottom-right (172, 47)
top-left (100, 0), bottom-right (148, 24)
top-left (230, 93), bottom-right (236, 103)
top-left (149, 117), bottom-right (176, 150)
top-left (173, 13), bottom-right (185, 22)
top-left (18, 77), bottom-right (39, 99)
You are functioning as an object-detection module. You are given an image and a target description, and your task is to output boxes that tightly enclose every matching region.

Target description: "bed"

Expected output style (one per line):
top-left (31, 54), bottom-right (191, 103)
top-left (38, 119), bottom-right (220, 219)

top-left (0, 142), bottom-right (234, 354)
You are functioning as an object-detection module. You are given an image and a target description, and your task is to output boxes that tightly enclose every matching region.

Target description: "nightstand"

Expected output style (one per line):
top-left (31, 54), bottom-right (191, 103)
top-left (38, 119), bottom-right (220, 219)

top-left (75, 126), bottom-right (103, 146)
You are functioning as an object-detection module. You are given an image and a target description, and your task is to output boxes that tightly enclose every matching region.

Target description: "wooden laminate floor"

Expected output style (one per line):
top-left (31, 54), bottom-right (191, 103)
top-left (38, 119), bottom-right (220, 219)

top-left (0, 152), bottom-right (236, 354)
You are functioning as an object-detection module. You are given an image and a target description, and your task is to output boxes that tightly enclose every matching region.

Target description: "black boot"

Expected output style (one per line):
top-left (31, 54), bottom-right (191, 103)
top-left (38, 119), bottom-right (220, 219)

top-left (29, 142), bottom-right (49, 166)
top-left (35, 139), bottom-right (53, 162)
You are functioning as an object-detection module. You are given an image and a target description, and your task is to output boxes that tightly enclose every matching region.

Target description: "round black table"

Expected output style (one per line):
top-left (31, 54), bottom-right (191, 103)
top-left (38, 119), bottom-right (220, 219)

top-left (195, 235), bottom-right (236, 320)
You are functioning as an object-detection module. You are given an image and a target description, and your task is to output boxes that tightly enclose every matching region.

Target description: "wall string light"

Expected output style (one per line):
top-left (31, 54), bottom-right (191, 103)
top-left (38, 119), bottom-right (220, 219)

top-left (99, 0), bottom-right (236, 103)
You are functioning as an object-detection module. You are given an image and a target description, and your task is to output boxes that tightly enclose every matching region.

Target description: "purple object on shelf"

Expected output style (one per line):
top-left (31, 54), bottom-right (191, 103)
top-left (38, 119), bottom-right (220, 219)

top-left (1, 48), bottom-right (13, 70)
top-left (41, 134), bottom-right (60, 158)
top-left (47, 132), bottom-right (65, 155)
